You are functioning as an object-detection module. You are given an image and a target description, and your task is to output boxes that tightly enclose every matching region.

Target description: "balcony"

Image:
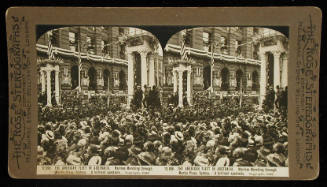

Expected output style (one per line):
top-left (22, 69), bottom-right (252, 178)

top-left (165, 44), bottom-right (262, 66)
top-left (36, 44), bottom-right (128, 66)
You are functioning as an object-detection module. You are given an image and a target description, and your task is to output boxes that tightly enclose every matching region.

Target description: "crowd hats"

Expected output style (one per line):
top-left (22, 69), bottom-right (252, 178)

top-left (194, 155), bottom-right (209, 166)
top-left (174, 131), bottom-right (184, 141)
top-left (45, 130), bottom-right (55, 140)
top-left (88, 155), bottom-right (102, 165)
top-left (137, 152), bottom-right (155, 165)
top-left (66, 154), bottom-right (82, 165)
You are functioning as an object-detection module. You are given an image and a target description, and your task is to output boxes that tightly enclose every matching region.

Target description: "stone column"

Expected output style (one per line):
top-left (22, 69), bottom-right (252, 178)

top-left (210, 63), bottom-right (214, 92)
top-left (178, 70), bottom-right (183, 107)
top-left (55, 70), bottom-right (60, 105)
top-left (173, 70), bottom-right (177, 93)
top-left (46, 70), bottom-right (52, 106)
top-left (149, 54), bottom-right (155, 87)
top-left (140, 51), bottom-right (148, 91)
top-left (78, 63), bottom-right (81, 92)
top-left (281, 53), bottom-right (288, 88)
top-left (187, 70), bottom-right (192, 105)
top-left (273, 51), bottom-right (281, 91)
top-left (127, 52), bottom-right (134, 109)
top-left (259, 52), bottom-right (266, 108)
top-left (40, 70), bottom-right (45, 94)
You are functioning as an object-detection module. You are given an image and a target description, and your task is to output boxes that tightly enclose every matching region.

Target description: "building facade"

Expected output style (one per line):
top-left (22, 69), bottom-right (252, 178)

top-left (163, 27), bottom-right (288, 107)
top-left (36, 26), bottom-right (163, 107)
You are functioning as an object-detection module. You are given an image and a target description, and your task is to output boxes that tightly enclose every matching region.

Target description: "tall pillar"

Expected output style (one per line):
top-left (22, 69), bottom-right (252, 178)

top-left (149, 54), bottom-right (155, 87)
top-left (210, 63), bottom-right (214, 92)
top-left (259, 52), bottom-right (266, 108)
top-left (46, 70), bottom-right (52, 106)
top-left (127, 52), bottom-right (134, 108)
top-left (178, 70), bottom-right (183, 107)
top-left (41, 70), bottom-right (45, 94)
top-left (55, 70), bottom-right (60, 105)
top-left (173, 70), bottom-right (177, 93)
top-left (77, 63), bottom-right (82, 92)
top-left (140, 51), bottom-right (148, 91)
top-left (273, 51), bottom-right (281, 91)
top-left (187, 70), bottom-right (192, 105)
top-left (281, 53), bottom-right (288, 88)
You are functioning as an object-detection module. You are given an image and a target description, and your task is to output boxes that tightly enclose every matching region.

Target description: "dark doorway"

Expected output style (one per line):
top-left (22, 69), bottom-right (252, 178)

top-left (236, 69), bottom-right (244, 91)
top-left (134, 52), bottom-right (142, 87)
top-left (88, 67), bottom-right (97, 90)
top-left (221, 68), bottom-right (229, 91)
top-left (119, 70), bottom-right (126, 90)
top-left (267, 52), bottom-right (274, 89)
top-left (203, 65), bottom-right (211, 90)
top-left (103, 69), bottom-right (110, 91)
top-left (252, 71), bottom-right (259, 91)
top-left (71, 65), bottom-right (79, 89)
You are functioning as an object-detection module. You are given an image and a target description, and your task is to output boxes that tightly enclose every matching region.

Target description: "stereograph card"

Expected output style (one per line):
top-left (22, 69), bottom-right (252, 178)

top-left (6, 7), bottom-right (321, 180)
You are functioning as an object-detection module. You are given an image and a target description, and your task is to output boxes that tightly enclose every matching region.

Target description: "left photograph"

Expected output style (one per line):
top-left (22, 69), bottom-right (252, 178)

top-left (36, 26), bottom-right (164, 166)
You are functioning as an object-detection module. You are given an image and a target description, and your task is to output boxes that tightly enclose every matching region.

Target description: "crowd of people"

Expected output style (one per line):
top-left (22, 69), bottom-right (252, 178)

top-left (38, 88), bottom-right (288, 167)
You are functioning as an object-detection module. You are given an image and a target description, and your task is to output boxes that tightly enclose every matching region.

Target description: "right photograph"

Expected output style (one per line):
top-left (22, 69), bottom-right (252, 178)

top-left (162, 26), bottom-right (288, 167)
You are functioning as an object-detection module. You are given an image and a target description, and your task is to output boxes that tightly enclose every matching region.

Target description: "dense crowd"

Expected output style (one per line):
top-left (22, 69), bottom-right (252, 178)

top-left (38, 92), bottom-right (288, 167)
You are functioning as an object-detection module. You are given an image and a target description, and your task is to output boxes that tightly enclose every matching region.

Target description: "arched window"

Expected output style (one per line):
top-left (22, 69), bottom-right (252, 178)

top-left (266, 52), bottom-right (274, 89)
top-left (71, 65), bottom-right (79, 89)
top-left (133, 52), bottom-right (142, 87)
top-left (236, 69), bottom-right (245, 91)
top-left (221, 68), bottom-right (229, 91)
top-left (252, 71), bottom-right (259, 91)
top-left (119, 70), bottom-right (126, 90)
top-left (103, 69), bottom-right (110, 91)
top-left (203, 65), bottom-right (211, 90)
top-left (88, 67), bottom-right (97, 90)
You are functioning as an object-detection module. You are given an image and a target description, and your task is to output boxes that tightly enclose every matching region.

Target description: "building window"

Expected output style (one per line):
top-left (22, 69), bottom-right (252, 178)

top-left (120, 44), bottom-right (126, 59)
top-left (86, 36), bottom-right (95, 54)
top-left (203, 32), bottom-right (210, 44)
top-left (253, 43), bottom-right (260, 60)
top-left (101, 40), bottom-right (109, 55)
top-left (181, 29), bottom-right (192, 46)
top-left (220, 36), bottom-right (228, 54)
top-left (236, 40), bottom-right (242, 57)
top-left (203, 31), bottom-right (211, 52)
top-left (69, 32), bottom-right (77, 51)
top-left (48, 30), bottom-right (59, 47)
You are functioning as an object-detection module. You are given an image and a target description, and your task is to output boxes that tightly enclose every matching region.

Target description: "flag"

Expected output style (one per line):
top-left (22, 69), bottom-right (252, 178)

top-left (180, 30), bottom-right (190, 61)
top-left (47, 31), bottom-right (55, 60)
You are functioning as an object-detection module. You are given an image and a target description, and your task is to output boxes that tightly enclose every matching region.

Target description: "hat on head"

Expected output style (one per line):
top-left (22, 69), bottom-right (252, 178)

top-left (206, 139), bottom-right (216, 149)
top-left (267, 154), bottom-right (283, 167)
top-left (137, 152), bottom-right (155, 165)
top-left (174, 131), bottom-right (184, 141)
top-left (161, 146), bottom-right (173, 159)
top-left (66, 154), bottom-right (81, 165)
top-left (88, 155), bottom-right (102, 165)
top-left (254, 135), bottom-right (263, 146)
top-left (37, 145), bottom-right (46, 156)
top-left (125, 134), bottom-right (134, 144)
top-left (273, 142), bottom-right (285, 154)
top-left (194, 155), bottom-right (209, 166)
top-left (45, 130), bottom-right (54, 140)
top-left (77, 139), bottom-right (87, 147)
top-left (233, 147), bottom-right (246, 159)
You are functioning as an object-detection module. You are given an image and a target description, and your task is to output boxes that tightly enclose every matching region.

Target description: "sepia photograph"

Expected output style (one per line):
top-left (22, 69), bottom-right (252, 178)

top-left (36, 26), bottom-right (289, 169)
